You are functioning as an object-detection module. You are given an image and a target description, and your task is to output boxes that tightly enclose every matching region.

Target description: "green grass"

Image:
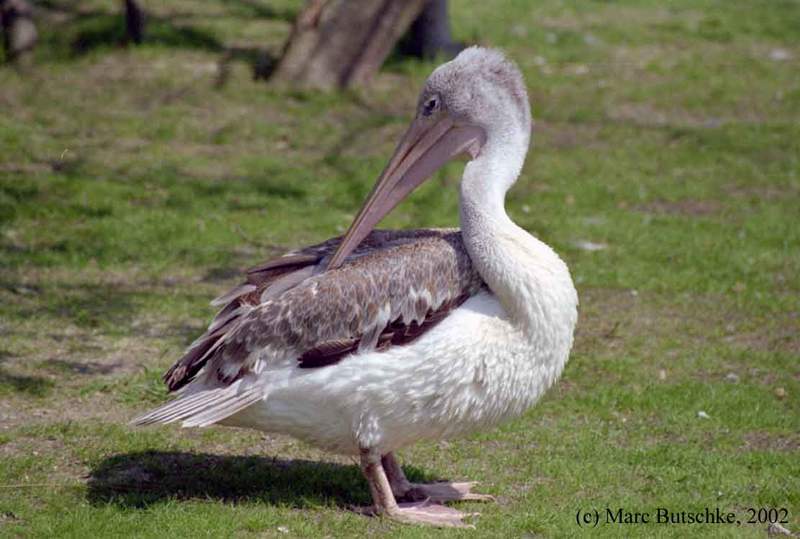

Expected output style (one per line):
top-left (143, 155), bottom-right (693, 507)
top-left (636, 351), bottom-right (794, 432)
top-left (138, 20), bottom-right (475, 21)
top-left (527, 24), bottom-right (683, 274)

top-left (1, 0), bottom-right (798, 537)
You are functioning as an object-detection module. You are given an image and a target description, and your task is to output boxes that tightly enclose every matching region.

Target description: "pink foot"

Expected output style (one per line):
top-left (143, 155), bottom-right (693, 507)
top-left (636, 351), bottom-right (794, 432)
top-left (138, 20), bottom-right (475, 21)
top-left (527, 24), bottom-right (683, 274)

top-left (402, 481), bottom-right (496, 503)
top-left (390, 499), bottom-right (478, 528)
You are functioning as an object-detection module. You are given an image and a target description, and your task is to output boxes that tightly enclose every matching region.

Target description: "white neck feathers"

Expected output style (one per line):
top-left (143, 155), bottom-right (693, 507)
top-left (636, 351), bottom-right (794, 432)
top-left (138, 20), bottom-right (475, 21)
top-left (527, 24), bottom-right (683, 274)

top-left (459, 135), bottom-right (578, 357)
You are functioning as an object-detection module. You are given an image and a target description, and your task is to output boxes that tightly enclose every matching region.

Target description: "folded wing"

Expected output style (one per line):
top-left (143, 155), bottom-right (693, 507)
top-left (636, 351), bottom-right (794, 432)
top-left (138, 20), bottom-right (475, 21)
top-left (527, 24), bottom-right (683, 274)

top-left (132, 229), bottom-right (484, 427)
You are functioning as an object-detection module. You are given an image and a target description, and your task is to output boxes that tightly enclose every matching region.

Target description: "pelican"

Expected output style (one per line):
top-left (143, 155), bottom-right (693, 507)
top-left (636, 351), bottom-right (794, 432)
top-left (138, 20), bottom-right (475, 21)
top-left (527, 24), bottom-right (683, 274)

top-left (133, 47), bottom-right (578, 527)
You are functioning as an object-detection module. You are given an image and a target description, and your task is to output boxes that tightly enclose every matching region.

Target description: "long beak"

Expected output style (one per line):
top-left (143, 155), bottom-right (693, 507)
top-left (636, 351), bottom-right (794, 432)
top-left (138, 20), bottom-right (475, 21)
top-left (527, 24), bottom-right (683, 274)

top-left (327, 116), bottom-right (485, 269)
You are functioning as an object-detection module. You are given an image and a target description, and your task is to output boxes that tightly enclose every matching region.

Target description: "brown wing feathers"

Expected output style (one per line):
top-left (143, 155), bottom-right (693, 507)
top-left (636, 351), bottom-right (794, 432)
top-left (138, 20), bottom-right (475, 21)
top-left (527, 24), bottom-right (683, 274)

top-left (164, 253), bottom-right (323, 391)
top-left (163, 230), bottom-right (484, 392)
top-left (297, 292), bottom-right (472, 369)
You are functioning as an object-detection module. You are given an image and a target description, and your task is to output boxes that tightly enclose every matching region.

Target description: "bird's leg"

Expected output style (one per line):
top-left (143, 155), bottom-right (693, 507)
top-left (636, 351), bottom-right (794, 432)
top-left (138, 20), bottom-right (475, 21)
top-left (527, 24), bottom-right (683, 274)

top-left (381, 452), bottom-right (413, 496)
top-left (381, 451), bottom-right (496, 503)
top-left (358, 447), bottom-right (476, 528)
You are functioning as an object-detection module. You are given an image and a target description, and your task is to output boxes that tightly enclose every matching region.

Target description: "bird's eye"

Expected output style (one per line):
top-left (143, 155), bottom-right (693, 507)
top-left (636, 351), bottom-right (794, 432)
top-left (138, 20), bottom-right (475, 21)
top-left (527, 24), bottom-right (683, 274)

top-left (422, 96), bottom-right (439, 116)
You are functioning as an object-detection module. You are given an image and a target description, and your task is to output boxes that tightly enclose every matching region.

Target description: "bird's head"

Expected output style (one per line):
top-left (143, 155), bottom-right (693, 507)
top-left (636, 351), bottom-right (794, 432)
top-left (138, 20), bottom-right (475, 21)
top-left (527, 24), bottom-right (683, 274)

top-left (329, 47), bottom-right (530, 268)
top-left (420, 46), bottom-right (531, 150)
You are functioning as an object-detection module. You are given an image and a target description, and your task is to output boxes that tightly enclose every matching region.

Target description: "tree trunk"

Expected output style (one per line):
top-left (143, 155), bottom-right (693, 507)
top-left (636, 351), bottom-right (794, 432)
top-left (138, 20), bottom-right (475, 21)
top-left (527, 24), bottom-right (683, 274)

top-left (0, 0), bottom-right (37, 63)
top-left (124, 0), bottom-right (145, 45)
top-left (402, 0), bottom-right (462, 59)
top-left (271, 0), bottom-right (428, 89)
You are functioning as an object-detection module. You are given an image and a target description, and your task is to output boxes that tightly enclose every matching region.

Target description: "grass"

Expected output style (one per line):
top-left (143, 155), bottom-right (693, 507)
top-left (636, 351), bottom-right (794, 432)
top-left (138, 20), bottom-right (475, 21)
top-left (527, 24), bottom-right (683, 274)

top-left (1, 0), bottom-right (798, 536)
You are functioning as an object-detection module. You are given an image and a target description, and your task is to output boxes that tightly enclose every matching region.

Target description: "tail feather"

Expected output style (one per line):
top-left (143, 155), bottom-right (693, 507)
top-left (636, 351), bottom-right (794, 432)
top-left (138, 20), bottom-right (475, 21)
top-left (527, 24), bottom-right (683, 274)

top-left (130, 383), bottom-right (261, 427)
top-left (131, 389), bottom-right (232, 425)
top-left (181, 387), bottom-right (261, 428)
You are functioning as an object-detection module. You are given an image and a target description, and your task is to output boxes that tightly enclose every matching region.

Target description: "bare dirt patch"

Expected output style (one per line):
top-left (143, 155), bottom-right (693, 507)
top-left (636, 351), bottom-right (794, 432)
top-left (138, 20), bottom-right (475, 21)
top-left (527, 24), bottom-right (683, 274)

top-left (635, 199), bottom-right (721, 217)
top-left (549, 6), bottom-right (704, 30)
top-left (742, 431), bottom-right (800, 452)
top-left (725, 325), bottom-right (800, 356)
top-left (724, 183), bottom-right (800, 202)
top-left (0, 163), bottom-right (55, 175)
top-left (0, 390), bottom-right (134, 431)
top-left (536, 121), bottom-right (604, 150)
top-left (606, 102), bottom-right (739, 129)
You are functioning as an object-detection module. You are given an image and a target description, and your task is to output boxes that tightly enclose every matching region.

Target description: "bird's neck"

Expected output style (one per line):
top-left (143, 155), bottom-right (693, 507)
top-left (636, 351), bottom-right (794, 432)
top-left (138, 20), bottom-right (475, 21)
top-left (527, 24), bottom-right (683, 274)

top-left (459, 138), bottom-right (578, 347)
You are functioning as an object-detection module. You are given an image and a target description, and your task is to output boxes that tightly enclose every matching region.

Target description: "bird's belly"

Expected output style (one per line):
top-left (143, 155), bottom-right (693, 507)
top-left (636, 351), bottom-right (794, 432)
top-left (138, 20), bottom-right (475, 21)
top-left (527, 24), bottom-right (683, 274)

top-left (224, 291), bottom-right (569, 455)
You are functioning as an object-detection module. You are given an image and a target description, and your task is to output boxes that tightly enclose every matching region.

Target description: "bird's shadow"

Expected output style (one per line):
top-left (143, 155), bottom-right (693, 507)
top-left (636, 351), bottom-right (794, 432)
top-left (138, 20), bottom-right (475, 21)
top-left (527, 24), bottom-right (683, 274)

top-left (87, 451), bottom-right (434, 509)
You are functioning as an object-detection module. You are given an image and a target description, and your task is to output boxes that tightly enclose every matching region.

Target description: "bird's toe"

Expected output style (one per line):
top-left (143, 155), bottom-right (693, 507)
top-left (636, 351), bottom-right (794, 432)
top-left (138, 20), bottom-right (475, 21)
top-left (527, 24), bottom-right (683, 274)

top-left (403, 481), bottom-right (496, 503)
top-left (389, 499), bottom-right (478, 528)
